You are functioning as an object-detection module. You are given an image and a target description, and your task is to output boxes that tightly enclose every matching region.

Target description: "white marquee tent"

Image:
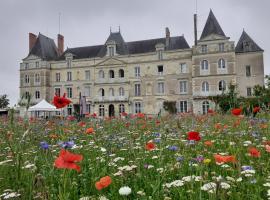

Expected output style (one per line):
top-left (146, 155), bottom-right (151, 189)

top-left (28, 100), bottom-right (59, 118)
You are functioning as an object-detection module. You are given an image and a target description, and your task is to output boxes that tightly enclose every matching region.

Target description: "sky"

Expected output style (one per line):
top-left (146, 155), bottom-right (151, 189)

top-left (0, 0), bottom-right (269, 106)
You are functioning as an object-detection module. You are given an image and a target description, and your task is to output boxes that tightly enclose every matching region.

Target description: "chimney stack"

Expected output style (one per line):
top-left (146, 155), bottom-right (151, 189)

top-left (29, 33), bottom-right (37, 52)
top-left (57, 34), bottom-right (64, 55)
top-left (165, 27), bottom-right (170, 48)
top-left (194, 14), bottom-right (198, 46)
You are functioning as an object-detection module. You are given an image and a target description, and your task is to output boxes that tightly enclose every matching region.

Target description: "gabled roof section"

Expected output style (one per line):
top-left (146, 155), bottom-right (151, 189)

top-left (28, 33), bottom-right (58, 60)
top-left (59, 45), bottom-right (103, 60)
top-left (97, 32), bottom-right (129, 57)
top-left (200, 10), bottom-right (226, 40)
top-left (235, 30), bottom-right (263, 53)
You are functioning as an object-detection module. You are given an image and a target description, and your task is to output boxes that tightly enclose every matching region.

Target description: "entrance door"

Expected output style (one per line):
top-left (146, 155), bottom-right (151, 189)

top-left (109, 104), bottom-right (115, 117)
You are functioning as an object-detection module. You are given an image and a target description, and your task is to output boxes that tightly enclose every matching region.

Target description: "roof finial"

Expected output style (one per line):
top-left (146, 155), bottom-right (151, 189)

top-left (119, 25), bottom-right (121, 33)
top-left (110, 27), bottom-right (112, 34)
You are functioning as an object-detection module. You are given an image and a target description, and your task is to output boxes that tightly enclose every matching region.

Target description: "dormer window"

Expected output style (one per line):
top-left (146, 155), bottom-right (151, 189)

top-left (67, 59), bottom-right (71, 68)
top-left (243, 41), bottom-right (251, 51)
top-left (25, 63), bottom-right (29, 69)
top-left (109, 47), bottom-right (114, 56)
top-left (155, 43), bottom-right (165, 60)
top-left (158, 50), bottom-right (163, 60)
top-left (106, 40), bottom-right (116, 57)
top-left (202, 45), bottom-right (208, 53)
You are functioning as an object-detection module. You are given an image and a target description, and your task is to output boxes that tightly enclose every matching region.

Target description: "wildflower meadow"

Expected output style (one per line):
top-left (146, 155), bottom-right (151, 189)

top-left (0, 110), bottom-right (270, 200)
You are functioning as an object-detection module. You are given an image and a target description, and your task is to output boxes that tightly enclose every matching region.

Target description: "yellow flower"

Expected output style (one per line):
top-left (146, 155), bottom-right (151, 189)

top-left (203, 158), bottom-right (211, 164)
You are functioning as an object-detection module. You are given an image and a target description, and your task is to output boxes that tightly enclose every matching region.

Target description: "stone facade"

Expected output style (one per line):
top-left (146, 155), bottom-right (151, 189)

top-left (19, 10), bottom-right (264, 116)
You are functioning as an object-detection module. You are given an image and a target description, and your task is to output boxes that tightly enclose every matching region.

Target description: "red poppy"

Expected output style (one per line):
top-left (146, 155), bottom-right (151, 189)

top-left (145, 142), bottom-right (155, 151)
top-left (95, 176), bottom-right (112, 190)
top-left (248, 147), bottom-right (261, 157)
top-left (125, 122), bottom-right (130, 127)
top-left (54, 149), bottom-right (83, 172)
top-left (52, 93), bottom-right (71, 109)
top-left (253, 106), bottom-right (260, 113)
top-left (121, 112), bottom-right (128, 117)
top-left (204, 140), bottom-right (213, 147)
top-left (231, 108), bottom-right (242, 116)
top-left (214, 154), bottom-right (236, 164)
top-left (136, 113), bottom-right (145, 118)
top-left (208, 109), bottom-right (214, 114)
top-left (86, 127), bottom-right (94, 134)
top-left (187, 131), bottom-right (201, 141)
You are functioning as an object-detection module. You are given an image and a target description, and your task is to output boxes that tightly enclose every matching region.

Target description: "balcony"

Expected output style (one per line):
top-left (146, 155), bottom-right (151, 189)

top-left (193, 91), bottom-right (224, 98)
top-left (95, 78), bottom-right (129, 84)
top-left (94, 96), bottom-right (129, 103)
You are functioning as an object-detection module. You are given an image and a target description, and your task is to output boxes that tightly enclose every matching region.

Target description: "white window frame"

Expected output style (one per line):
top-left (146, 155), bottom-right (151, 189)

top-left (134, 102), bottom-right (142, 113)
top-left (67, 72), bottom-right (72, 81)
top-left (25, 74), bottom-right (30, 84)
top-left (55, 88), bottom-right (61, 97)
top-left (202, 81), bottom-right (209, 93)
top-left (34, 73), bottom-right (40, 84)
top-left (119, 104), bottom-right (125, 114)
top-left (119, 87), bottom-right (125, 96)
top-left (219, 43), bottom-right (225, 52)
top-left (85, 70), bottom-right (90, 80)
top-left (202, 101), bottom-right (210, 114)
top-left (35, 91), bottom-right (40, 99)
top-left (135, 66), bottom-right (140, 78)
top-left (179, 81), bottom-right (188, 94)
top-left (99, 70), bottom-right (105, 79)
top-left (179, 101), bottom-right (188, 113)
top-left (157, 82), bottom-right (165, 94)
top-left (180, 63), bottom-right (188, 73)
top-left (84, 86), bottom-right (91, 97)
top-left (67, 87), bottom-right (72, 98)
top-left (247, 87), bottom-right (252, 96)
top-left (201, 45), bottom-right (208, 53)
top-left (56, 73), bottom-right (61, 82)
top-left (135, 83), bottom-right (141, 96)
top-left (218, 80), bottom-right (226, 91)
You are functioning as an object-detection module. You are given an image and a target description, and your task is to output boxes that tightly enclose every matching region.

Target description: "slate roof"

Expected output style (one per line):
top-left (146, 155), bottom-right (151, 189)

top-left (28, 33), bottom-right (58, 60)
top-left (235, 30), bottom-right (263, 53)
top-left (60, 32), bottom-right (190, 60)
top-left (200, 10), bottom-right (226, 40)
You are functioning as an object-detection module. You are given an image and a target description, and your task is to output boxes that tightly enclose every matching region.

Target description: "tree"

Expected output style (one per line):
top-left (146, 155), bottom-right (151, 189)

top-left (0, 94), bottom-right (9, 108)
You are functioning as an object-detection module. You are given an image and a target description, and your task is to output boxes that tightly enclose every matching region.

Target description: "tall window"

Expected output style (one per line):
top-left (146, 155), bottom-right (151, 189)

top-left (201, 60), bottom-right (209, 70)
top-left (36, 61), bottom-right (39, 68)
top-left (67, 105), bottom-right (72, 115)
top-left (109, 88), bottom-right (114, 96)
top-left (67, 59), bottom-right (72, 68)
top-left (25, 63), bottom-right (29, 69)
top-left (108, 47), bottom-right (114, 56)
top-left (35, 91), bottom-right (40, 99)
top-left (135, 66), bottom-right (140, 77)
top-left (180, 63), bottom-right (187, 73)
top-left (134, 102), bottom-right (142, 113)
top-left (247, 87), bottom-right (252, 96)
top-left (135, 84), bottom-right (141, 96)
top-left (202, 81), bottom-right (209, 92)
top-left (56, 73), bottom-right (60, 82)
top-left (119, 104), bottom-right (125, 114)
top-left (85, 70), bottom-right (90, 80)
top-left (202, 45), bottom-right (208, 53)
top-left (67, 87), bottom-right (72, 98)
top-left (25, 75), bottom-right (30, 84)
top-left (67, 72), bottom-right (72, 81)
top-left (119, 69), bottom-right (124, 78)
top-left (157, 65), bottom-right (163, 75)
top-left (157, 82), bottom-right (165, 94)
top-left (109, 70), bottom-right (115, 78)
top-left (158, 50), bottom-right (163, 60)
top-left (202, 101), bottom-right (210, 115)
top-left (35, 74), bottom-right (40, 84)
top-left (55, 88), bottom-right (61, 96)
top-left (179, 101), bottom-right (188, 113)
top-left (99, 88), bottom-right (105, 97)
top-left (99, 105), bottom-right (105, 116)
top-left (25, 91), bottom-right (30, 99)
top-left (246, 65), bottom-right (251, 77)
top-left (218, 59), bottom-right (226, 69)
top-left (218, 80), bottom-right (226, 91)
top-left (86, 104), bottom-right (91, 114)
top-left (219, 43), bottom-right (225, 52)
top-left (84, 86), bottom-right (91, 97)
top-left (119, 87), bottom-right (125, 96)
top-left (99, 70), bottom-right (105, 79)
top-left (180, 81), bottom-right (188, 94)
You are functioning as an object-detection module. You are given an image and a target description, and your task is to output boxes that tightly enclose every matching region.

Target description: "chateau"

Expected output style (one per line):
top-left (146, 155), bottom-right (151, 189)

top-left (19, 10), bottom-right (264, 116)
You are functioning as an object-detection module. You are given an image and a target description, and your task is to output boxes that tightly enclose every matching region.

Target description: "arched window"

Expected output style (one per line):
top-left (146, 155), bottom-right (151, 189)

top-left (119, 104), bottom-right (125, 114)
top-left (201, 60), bottom-right (209, 70)
top-left (218, 58), bottom-right (226, 69)
top-left (202, 101), bottom-right (210, 115)
top-left (202, 81), bottom-right (209, 92)
top-left (119, 69), bottom-right (124, 78)
top-left (99, 105), bottom-right (105, 117)
top-left (99, 70), bottom-right (104, 79)
top-left (99, 88), bottom-right (105, 97)
top-left (109, 70), bottom-right (114, 78)
top-left (109, 88), bottom-right (114, 96)
top-left (219, 80), bottom-right (226, 91)
top-left (119, 87), bottom-right (125, 96)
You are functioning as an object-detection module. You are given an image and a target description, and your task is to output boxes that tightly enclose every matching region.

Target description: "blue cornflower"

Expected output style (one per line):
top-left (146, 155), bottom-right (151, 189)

top-left (176, 156), bottom-right (184, 162)
top-left (168, 145), bottom-right (178, 151)
top-left (241, 166), bottom-right (253, 171)
top-left (58, 140), bottom-right (75, 149)
top-left (40, 141), bottom-right (49, 150)
top-left (154, 138), bottom-right (161, 143)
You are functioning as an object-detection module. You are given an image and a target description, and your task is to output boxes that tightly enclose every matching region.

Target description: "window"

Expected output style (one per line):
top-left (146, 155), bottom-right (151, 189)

top-left (99, 105), bottom-right (105, 116)
top-left (99, 88), bottom-right (105, 97)
top-left (108, 47), bottom-right (114, 56)
top-left (67, 59), bottom-right (71, 68)
top-left (119, 87), bottom-right (125, 96)
top-left (243, 41), bottom-right (251, 51)
top-left (202, 81), bottom-right (209, 92)
top-left (247, 87), bottom-right (252, 96)
top-left (84, 86), bottom-right (90, 97)
top-left (67, 72), bottom-right (72, 81)
top-left (67, 105), bottom-right (72, 115)
top-left (219, 43), bottom-right (224, 52)
top-left (246, 65), bottom-right (251, 77)
top-left (25, 75), bottom-right (30, 84)
top-left (179, 101), bottom-right (188, 113)
top-left (202, 101), bottom-right (210, 114)
top-left (56, 73), bottom-right (60, 82)
top-left (25, 91), bottom-right (30, 99)
top-left (86, 104), bottom-right (91, 114)
top-left (35, 74), bottom-right (40, 83)
top-left (157, 65), bottom-right (163, 75)
top-left (55, 88), bottom-right (61, 97)
top-left (25, 63), bottom-right (29, 69)
top-left (158, 50), bottom-right (163, 60)
top-left (202, 45), bottom-right (208, 53)
top-left (99, 70), bottom-right (105, 79)
top-left (218, 59), bottom-right (226, 69)
top-left (36, 61), bottom-right (39, 68)
top-left (67, 87), bottom-right (72, 98)
top-left (180, 81), bottom-right (188, 94)
top-left (109, 70), bottom-right (115, 78)
top-left (218, 80), bottom-right (226, 91)
top-left (119, 69), bottom-right (124, 78)
top-left (35, 91), bottom-right (40, 99)
top-left (134, 102), bottom-right (142, 113)
top-left (157, 82), bottom-right (165, 94)
top-left (135, 66), bottom-right (140, 77)
top-left (109, 88), bottom-right (114, 96)
top-left (180, 63), bottom-right (187, 73)
top-left (85, 70), bottom-right (90, 80)
top-left (119, 104), bottom-right (125, 114)
top-left (135, 84), bottom-right (141, 96)
top-left (201, 60), bottom-right (209, 70)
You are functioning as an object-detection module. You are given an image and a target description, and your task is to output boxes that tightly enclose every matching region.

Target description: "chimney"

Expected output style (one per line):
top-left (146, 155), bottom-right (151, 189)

top-left (57, 34), bottom-right (64, 55)
top-left (165, 27), bottom-right (170, 48)
top-left (194, 14), bottom-right (198, 46)
top-left (29, 33), bottom-right (37, 52)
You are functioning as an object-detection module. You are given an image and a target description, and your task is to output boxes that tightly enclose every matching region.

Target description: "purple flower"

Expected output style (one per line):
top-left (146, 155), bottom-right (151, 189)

top-left (168, 145), bottom-right (178, 151)
top-left (154, 138), bottom-right (161, 143)
top-left (196, 155), bottom-right (204, 163)
top-left (241, 166), bottom-right (253, 171)
top-left (40, 141), bottom-right (49, 150)
top-left (58, 140), bottom-right (75, 149)
top-left (176, 156), bottom-right (184, 162)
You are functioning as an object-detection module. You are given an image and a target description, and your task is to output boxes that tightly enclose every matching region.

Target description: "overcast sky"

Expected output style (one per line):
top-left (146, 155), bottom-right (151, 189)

top-left (0, 0), bottom-right (269, 106)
